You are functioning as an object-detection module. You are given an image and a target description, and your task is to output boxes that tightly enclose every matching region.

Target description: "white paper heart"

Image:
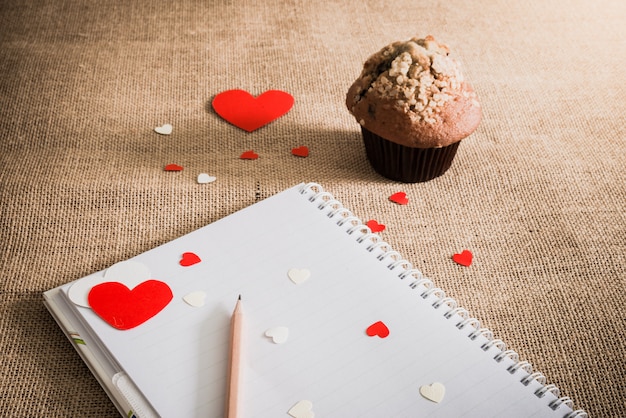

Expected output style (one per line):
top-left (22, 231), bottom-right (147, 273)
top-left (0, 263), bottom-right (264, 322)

top-left (154, 123), bottom-right (173, 135)
top-left (68, 260), bottom-right (151, 308)
top-left (197, 173), bottom-right (216, 184)
top-left (265, 326), bottom-right (289, 344)
top-left (183, 291), bottom-right (207, 307)
top-left (288, 268), bottom-right (311, 285)
top-left (68, 273), bottom-right (106, 308)
top-left (104, 260), bottom-right (151, 284)
top-left (288, 400), bottom-right (314, 418)
top-left (419, 382), bottom-right (445, 403)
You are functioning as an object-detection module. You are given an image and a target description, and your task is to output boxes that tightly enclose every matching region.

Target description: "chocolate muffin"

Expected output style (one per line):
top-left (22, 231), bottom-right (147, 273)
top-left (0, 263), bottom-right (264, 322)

top-left (346, 35), bottom-right (481, 182)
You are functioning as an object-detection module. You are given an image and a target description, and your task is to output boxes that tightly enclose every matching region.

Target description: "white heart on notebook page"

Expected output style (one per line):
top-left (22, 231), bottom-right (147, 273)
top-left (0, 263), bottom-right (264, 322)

top-left (67, 260), bottom-right (151, 308)
top-left (104, 260), bottom-right (151, 284)
top-left (288, 399), bottom-right (314, 418)
top-left (265, 326), bottom-right (289, 344)
top-left (67, 274), bottom-right (106, 308)
top-left (288, 268), bottom-right (311, 285)
top-left (419, 382), bottom-right (445, 403)
top-left (183, 291), bottom-right (207, 307)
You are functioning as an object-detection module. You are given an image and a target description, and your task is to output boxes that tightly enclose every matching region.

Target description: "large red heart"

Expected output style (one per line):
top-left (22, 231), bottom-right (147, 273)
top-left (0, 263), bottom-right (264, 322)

top-left (88, 280), bottom-right (173, 330)
top-left (212, 89), bottom-right (294, 132)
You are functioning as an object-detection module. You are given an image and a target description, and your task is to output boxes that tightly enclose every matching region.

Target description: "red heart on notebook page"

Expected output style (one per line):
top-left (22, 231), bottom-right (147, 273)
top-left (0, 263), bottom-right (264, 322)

top-left (179, 252), bottom-right (201, 267)
top-left (212, 89), bottom-right (294, 132)
top-left (88, 280), bottom-right (173, 330)
top-left (366, 321), bottom-right (390, 338)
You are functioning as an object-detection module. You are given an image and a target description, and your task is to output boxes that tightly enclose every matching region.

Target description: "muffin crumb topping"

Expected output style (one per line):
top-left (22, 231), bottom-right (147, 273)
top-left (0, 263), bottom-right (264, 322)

top-left (353, 36), bottom-right (471, 124)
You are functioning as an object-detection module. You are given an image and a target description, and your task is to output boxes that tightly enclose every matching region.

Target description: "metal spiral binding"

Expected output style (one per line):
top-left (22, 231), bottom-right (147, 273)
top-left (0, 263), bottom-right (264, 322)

top-left (522, 372), bottom-right (547, 386)
top-left (298, 183), bottom-right (588, 418)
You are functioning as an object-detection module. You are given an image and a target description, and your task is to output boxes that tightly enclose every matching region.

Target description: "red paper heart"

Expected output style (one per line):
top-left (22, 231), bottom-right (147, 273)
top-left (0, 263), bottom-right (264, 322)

top-left (291, 146), bottom-right (309, 158)
top-left (239, 150), bottom-right (259, 160)
top-left (389, 192), bottom-right (409, 205)
top-left (212, 89), bottom-right (294, 132)
top-left (180, 252), bottom-right (201, 267)
top-left (164, 164), bottom-right (183, 172)
top-left (366, 321), bottom-right (390, 338)
top-left (88, 280), bottom-right (173, 330)
top-left (452, 250), bottom-right (473, 267)
top-left (366, 220), bottom-right (386, 233)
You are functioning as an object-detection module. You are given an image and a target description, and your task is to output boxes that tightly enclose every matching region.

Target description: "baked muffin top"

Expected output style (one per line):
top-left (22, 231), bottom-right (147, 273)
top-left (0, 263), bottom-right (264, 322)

top-left (346, 36), bottom-right (481, 148)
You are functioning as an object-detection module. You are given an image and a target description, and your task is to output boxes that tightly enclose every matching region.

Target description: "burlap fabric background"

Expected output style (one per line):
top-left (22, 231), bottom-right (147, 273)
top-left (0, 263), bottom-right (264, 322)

top-left (1, 0), bottom-right (624, 416)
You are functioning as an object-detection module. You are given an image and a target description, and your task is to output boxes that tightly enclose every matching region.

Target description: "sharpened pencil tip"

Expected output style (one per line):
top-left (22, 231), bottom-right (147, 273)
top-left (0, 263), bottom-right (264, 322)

top-left (238, 294), bottom-right (241, 300)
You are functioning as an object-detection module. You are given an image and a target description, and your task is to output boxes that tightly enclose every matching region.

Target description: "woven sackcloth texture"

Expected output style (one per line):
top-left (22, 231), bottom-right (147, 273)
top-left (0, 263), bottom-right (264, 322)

top-left (1, 0), bottom-right (624, 416)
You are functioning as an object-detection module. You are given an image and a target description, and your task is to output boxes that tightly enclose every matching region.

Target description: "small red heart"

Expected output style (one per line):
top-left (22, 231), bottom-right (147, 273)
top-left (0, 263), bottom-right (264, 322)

top-left (366, 321), bottom-right (390, 338)
top-left (389, 192), bottom-right (408, 205)
top-left (452, 250), bottom-right (473, 267)
top-left (212, 89), bottom-right (294, 132)
top-left (180, 252), bottom-right (201, 267)
top-left (88, 280), bottom-right (173, 330)
top-left (164, 164), bottom-right (183, 171)
top-left (240, 150), bottom-right (259, 160)
top-left (291, 146), bottom-right (309, 158)
top-left (366, 220), bottom-right (386, 233)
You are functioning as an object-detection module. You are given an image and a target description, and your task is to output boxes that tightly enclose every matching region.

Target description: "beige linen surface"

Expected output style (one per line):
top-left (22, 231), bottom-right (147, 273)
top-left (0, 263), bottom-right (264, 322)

top-left (1, 0), bottom-right (625, 416)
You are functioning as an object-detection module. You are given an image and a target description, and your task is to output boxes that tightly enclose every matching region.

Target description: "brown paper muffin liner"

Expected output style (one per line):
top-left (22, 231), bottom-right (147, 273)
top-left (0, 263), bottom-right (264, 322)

top-left (361, 127), bottom-right (460, 183)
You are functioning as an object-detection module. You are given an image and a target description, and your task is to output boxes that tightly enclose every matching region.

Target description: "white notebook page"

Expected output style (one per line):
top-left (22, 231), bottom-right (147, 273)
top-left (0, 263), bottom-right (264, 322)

top-left (62, 184), bottom-right (574, 417)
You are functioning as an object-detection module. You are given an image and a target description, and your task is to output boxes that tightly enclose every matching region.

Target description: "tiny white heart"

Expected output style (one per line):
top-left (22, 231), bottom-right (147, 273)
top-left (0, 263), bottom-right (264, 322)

top-left (154, 123), bottom-right (173, 135)
top-left (288, 268), bottom-right (311, 285)
top-left (419, 382), bottom-right (445, 403)
top-left (288, 400), bottom-right (314, 418)
top-left (265, 326), bottom-right (289, 344)
top-left (183, 291), bottom-right (207, 307)
top-left (197, 173), bottom-right (216, 184)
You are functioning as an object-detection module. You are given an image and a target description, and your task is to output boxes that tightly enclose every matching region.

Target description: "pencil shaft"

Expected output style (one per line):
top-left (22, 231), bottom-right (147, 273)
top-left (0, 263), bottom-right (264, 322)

top-left (226, 297), bottom-right (243, 418)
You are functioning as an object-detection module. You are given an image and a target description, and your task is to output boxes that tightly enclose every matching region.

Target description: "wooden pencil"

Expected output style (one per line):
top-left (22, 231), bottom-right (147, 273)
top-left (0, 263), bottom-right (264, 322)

top-left (226, 295), bottom-right (244, 418)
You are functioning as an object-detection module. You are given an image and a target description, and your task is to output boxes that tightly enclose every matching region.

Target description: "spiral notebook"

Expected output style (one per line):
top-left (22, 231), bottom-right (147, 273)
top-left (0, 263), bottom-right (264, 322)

top-left (44, 183), bottom-right (587, 418)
